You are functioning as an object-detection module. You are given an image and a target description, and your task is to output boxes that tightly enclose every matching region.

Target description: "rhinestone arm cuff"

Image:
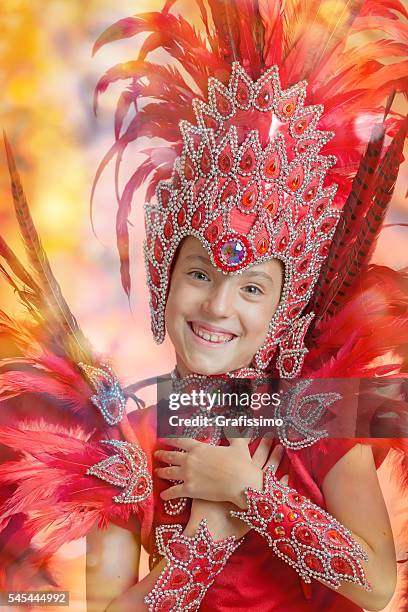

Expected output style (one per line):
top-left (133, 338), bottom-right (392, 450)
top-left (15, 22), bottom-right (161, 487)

top-left (230, 467), bottom-right (371, 591)
top-left (144, 519), bottom-right (241, 611)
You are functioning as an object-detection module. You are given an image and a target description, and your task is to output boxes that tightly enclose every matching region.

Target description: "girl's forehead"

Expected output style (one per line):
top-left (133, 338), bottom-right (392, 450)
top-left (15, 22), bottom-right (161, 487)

top-left (178, 236), bottom-right (283, 280)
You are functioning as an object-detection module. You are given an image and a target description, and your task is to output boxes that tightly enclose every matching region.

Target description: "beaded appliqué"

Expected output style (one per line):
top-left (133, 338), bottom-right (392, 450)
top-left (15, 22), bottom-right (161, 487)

top-left (78, 362), bottom-right (126, 425)
top-left (276, 379), bottom-right (341, 450)
top-left (145, 519), bottom-right (241, 611)
top-left (144, 62), bottom-right (341, 378)
top-left (87, 439), bottom-right (152, 503)
top-left (231, 467), bottom-right (371, 591)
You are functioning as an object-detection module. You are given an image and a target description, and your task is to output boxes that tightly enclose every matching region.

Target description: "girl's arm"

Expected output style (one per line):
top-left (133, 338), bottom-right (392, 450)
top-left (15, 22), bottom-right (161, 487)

top-left (158, 438), bottom-right (397, 611)
top-left (319, 443), bottom-right (396, 611)
top-left (86, 518), bottom-right (141, 612)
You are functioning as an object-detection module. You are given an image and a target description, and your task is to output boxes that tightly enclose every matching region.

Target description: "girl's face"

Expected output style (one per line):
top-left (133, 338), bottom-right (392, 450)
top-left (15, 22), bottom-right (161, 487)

top-left (165, 237), bottom-right (284, 376)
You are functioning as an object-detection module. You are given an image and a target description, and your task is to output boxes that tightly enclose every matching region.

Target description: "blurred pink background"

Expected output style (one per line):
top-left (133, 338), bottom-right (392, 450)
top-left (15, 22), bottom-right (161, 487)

top-left (0, 1), bottom-right (406, 610)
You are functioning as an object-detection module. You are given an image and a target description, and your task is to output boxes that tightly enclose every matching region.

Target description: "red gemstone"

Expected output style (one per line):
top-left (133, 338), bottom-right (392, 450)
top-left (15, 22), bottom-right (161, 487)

top-left (304, 554), bottom-right (324, 573)
top-left (151, 291), bottom-right (158, 310)
top-left (281, 98), bottom-right (296, 117)
top-left (157, 594), bottom-right (177, 612)
top-left (215, 90), bottom-right (232, 116)
top-left (168, 567), bottom-right (189, 589)
top-left (164, 217), bottom-right (174, 240)
top-left (149, 263), bottom-right (161, 288)
top-left (295, 120), bottom-right (307, 134)
top-left (219, 149), bottom-right (233, 173)
top-left (287, 165), bottom-right (304, 191)
top-left (196, 541), bottom-right (208, 555)
top-left (277, 542), bottom-right (297, 561)
top-left (221, 181), bottom-right (237, 203)
top-left (204, 223), bottom-right (220, 242)
top-left (288, 303), bottom-right (303, 318)
top-left (200, 148), bottom-right (211, 173)
top-left (161, 188), bottom-right (170, 208)
top-left (173, 172), bottom-right (181, 189)
top-left (236, 80), bottom-right (250, 105)
top-left (135, 477), bottom-right (147, 494)
top-left (239, 148), bottom-right (256, 172)
top-left (296, 255), bottom-right (311, 274)
top-left (331, 556), bottom-right (353, 576)
top-left (257, 501), bottom-right (273, 518)
top-left (203, 114), bottom-right (219, 130)
top-left (282, 357), bottom-right (294, 372)
top-left (169, 541), bottom-right (190, 563)
top-left (183, 586), bottom-right (202, 605)
top-left (256, 238), bottom-right (269, 254)
top-left (296, 526), bottom-right (318, 546)
top-left (154, 238), bottom-right (164, 263)
top-left (241, 184), bottom-right (258, 209)
top-left (256, 84), bottom-right (273, 108)
top-left (276, 224), bottom-right (289, 251)
top-left (264, 153), bottom-right (280, 179)
top-left (177, 206), bottom-right (186, 226)
top-left (320, 217), bottom-right (336, 233)
top-left (185, 157), bottom-right (195, 180)
top-left (319, 242), bottom-right (330, 257)
top-left (192, 207), bottom-right (204, 229)
top-left (212, 549), bottom-right (225, 562)
top-left (326, 529), bottom-right (348, 547)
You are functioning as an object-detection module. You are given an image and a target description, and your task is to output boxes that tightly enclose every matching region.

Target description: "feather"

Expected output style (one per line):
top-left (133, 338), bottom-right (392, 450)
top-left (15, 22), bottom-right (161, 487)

top-left (3, 136), bottom-right (93, 364)
top-left (310, 122), bottom-right (385, 315)
top-left (318, 116), bottom-right (407, 318)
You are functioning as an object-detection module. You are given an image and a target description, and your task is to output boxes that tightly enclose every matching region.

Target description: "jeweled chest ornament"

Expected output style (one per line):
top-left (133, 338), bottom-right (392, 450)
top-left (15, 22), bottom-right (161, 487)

top-left (143, 62), bottom-right (341, 378)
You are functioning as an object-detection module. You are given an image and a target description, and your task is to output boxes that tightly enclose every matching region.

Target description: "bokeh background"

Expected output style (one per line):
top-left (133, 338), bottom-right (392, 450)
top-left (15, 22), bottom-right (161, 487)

top-left (0, 1), bottom-right (407, 610)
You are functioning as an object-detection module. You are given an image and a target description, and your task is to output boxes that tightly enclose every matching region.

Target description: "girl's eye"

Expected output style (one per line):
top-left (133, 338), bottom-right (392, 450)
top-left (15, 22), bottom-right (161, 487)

top-left (243, 285), bottom-right (263, 295)
top-left (189, 270), bottom-right (209, 281)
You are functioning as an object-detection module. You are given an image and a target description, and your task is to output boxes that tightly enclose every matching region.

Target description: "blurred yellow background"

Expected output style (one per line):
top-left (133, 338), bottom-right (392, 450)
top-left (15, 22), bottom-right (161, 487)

top-left (0, 1), bottom-right (406, 611)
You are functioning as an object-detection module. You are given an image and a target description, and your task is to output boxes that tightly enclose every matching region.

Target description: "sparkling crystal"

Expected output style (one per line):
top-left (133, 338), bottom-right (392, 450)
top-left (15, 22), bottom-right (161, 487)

top-left (218, 239), bottom-right (246, 265)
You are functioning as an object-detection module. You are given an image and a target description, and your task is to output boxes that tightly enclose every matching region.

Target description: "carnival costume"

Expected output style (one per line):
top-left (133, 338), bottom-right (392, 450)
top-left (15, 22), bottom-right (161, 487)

top-left (0, 0), bottom-right (408, 610)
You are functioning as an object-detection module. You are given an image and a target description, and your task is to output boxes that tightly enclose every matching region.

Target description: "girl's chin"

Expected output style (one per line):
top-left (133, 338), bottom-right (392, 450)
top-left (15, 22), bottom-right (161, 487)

top-left (181, 356), bottom-right (246, 376)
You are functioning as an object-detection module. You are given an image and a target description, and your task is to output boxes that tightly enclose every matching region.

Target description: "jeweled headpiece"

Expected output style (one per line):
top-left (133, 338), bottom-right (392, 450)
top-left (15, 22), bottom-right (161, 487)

top-left (144, 63), bottom-right (339, 377)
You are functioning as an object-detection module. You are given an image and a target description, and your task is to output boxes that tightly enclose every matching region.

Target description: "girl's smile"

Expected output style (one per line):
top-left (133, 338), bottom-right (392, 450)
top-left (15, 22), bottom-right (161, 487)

top-left (165, 236), bottom-right (284, 376)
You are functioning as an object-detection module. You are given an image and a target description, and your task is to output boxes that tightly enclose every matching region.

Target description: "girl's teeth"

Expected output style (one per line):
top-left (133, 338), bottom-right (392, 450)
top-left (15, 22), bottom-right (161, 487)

top-left (192, 323), bottom-right (233, 343)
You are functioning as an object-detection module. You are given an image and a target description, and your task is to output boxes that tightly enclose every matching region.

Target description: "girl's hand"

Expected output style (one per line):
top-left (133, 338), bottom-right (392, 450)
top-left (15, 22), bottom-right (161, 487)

top-left (155, 432), bottom-right (288, 508)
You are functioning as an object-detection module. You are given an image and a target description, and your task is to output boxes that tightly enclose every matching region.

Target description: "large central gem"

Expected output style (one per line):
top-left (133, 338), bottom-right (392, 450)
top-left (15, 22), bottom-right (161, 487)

top-left (219, 239), bottom-right (246, 265)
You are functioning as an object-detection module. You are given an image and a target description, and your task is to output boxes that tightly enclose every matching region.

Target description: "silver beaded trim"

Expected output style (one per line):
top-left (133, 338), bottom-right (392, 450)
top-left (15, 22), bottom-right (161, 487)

top-left (144, 519), bottom-right (241, 611)
top-left (231, 467), bottom-right (371, 590)
top-left (276, 379), bottom-right (341, 450)
top-left (78, 362), bottom-right (126, 426)
top-left (86, 439), bottom-right (152, 504)
top-left (143, 62), bottom-right (341, 376)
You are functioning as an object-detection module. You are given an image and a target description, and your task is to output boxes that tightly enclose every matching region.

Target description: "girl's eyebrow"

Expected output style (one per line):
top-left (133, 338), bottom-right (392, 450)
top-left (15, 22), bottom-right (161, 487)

top-left (241, 270), bottom-right (274, 283)
top-left (184, 254), bottom-right (211, 265)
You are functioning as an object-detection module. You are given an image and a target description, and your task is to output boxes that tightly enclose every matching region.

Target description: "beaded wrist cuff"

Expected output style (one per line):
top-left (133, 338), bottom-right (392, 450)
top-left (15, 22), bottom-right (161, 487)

top-left (144, 519), bottom-right (241, 611)
top-left (231, 467), bottom-right (371, 591)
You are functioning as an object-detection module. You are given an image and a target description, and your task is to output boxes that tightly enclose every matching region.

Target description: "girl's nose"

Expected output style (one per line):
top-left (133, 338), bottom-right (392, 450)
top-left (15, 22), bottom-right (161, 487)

top-left (201, 282), bottom-right (235, 319)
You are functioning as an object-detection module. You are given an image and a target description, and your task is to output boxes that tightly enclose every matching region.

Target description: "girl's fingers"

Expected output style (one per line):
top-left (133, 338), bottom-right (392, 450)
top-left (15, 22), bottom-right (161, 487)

top-left (264, 443), bottom-right (284, 471)
top-left (160, 483), bottom-right (187, 501)
top-left (163, 437), bottom-right (197, 451)
top-left (223, 425), bottom-right (253, 446)
top-left (252, 434), bottom-right (273, 468)
top-left (154, 449), bottom-right (185, 465)
top-left (155, 466), bottom-right (182, 481)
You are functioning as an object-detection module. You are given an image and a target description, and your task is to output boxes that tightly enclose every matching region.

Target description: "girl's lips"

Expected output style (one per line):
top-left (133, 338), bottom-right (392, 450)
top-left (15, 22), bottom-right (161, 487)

top-left (187, 321), bottom-right (236, 347)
